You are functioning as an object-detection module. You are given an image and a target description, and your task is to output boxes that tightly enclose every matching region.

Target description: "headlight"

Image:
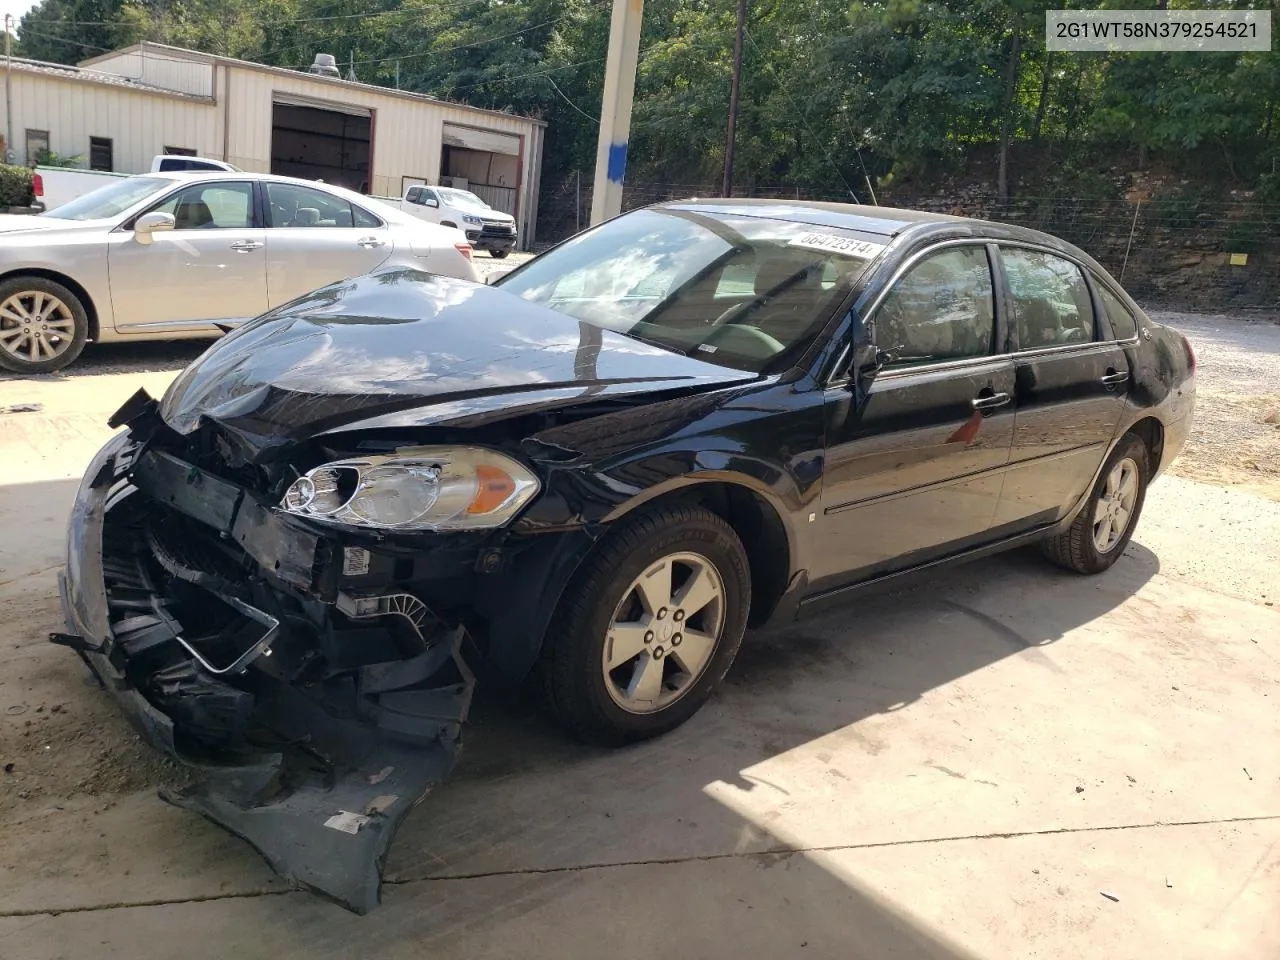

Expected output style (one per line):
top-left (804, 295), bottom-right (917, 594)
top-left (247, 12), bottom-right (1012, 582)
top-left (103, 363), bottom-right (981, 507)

top-left (279, 446), bottom-right (539, 531)
top-left (462, 214), bottom-right (483, 225)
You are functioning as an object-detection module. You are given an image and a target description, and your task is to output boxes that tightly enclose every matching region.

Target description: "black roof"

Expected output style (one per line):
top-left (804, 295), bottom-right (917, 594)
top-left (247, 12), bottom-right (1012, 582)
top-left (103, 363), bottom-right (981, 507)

top-left (656, 198), bottom-right (1105, 274)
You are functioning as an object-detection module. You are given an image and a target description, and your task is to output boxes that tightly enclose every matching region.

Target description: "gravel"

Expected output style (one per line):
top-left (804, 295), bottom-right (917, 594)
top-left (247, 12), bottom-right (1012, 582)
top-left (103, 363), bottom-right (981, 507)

top-left (1147, 310), bottom-right (1280, 500)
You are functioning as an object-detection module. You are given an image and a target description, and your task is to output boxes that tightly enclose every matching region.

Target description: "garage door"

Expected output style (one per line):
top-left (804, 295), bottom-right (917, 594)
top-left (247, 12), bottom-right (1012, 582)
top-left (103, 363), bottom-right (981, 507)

top-left (442, 124), bottom-right (520, 157)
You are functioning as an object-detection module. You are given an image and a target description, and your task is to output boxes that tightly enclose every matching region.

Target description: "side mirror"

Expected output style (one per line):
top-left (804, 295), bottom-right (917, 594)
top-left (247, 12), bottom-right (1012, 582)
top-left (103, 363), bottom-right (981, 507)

top-left (424, 197), bottom-right (440, 208)
top-left (134, 211), bottom-right (175, 245)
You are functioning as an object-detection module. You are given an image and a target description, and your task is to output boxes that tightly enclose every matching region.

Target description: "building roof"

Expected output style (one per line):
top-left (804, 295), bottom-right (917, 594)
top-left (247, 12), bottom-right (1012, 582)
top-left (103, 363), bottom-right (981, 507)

top-left (79, 42), bottom-right (547, 127)
top-left (5, 56), bottom-right (215, 103)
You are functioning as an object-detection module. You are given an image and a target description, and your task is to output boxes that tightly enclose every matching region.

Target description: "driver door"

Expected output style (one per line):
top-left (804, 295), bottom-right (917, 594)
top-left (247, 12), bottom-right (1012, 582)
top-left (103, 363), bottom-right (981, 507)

top-left (108, 180), bottom-right (269, 333)
top-left (812, 243), bottom-right (1015, 590)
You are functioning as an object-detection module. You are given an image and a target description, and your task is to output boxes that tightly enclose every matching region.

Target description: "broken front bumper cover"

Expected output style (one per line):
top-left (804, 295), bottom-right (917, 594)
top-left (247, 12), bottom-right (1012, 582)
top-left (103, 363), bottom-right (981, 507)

top-left (54, 429), bottom-right (476, 913)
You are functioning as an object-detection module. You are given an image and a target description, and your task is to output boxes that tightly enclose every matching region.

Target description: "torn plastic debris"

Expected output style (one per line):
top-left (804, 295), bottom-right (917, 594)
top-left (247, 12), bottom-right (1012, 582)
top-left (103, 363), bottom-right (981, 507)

top-left (56, 397), bottom-right (486, 912)
top-left (157, 626), bottom-right (473, 914)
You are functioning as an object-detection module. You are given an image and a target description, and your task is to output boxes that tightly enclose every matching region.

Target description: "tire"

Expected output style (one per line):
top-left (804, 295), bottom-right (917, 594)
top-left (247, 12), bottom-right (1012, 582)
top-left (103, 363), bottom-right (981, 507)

top-left (0, 276), bottom-right (89, 374)
top-left (538, 503), bottom-right (751, 746)
top-left (1041, 432), bottom-right (1150, 574)
top-left (489, 249), bottom-right (509, 259)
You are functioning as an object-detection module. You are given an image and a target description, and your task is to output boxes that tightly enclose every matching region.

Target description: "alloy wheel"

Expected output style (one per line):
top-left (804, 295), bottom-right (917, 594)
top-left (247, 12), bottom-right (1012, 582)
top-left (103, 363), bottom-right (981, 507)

top-left (1093, 457), bottom-right (1140, 553)
top-left (602, 551), bottom-right (726, 714)
top-left (0, 291), bottom-right (77, 365)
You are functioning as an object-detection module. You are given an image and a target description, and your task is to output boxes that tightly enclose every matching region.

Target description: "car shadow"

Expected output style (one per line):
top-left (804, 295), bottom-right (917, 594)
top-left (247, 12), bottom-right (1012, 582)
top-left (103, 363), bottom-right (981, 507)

top-left (2, 464), bottom-right (1161, 954)
top-left (260, 542), bottom-right (1160, 954)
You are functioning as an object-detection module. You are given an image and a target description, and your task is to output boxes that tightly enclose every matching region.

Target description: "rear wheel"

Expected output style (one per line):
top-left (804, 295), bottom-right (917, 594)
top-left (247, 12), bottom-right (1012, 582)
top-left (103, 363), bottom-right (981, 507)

top-left (1041, 433), bottom-right (1149, 574)
top-left (0, 277), bottom-right (89, 374)
top-left (490, 249), bottom-right (509, 259)
top-left (539, 503), bottom-right (750, 745)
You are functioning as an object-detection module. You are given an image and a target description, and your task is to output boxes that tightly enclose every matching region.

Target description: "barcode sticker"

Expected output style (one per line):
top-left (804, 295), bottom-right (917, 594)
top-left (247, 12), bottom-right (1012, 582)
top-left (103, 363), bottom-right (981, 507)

top-left (343, 547), bottom-right (371, 577)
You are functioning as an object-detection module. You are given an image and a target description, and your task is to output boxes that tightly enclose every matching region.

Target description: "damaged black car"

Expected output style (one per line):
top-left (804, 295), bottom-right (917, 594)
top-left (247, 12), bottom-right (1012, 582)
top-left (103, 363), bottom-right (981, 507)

top-left (55, 200), bottom-right (1195, 911)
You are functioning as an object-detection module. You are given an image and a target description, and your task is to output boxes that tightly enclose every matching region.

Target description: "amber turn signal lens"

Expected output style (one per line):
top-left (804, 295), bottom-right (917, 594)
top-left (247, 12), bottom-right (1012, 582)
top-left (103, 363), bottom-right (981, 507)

top-left (467, 465), bottom-right (517, 514)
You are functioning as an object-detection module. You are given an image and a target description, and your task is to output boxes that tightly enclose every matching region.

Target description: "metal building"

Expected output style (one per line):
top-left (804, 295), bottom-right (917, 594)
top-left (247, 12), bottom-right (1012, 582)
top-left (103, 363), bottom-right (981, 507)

top-left (2, 42), bottom-right (547, 246)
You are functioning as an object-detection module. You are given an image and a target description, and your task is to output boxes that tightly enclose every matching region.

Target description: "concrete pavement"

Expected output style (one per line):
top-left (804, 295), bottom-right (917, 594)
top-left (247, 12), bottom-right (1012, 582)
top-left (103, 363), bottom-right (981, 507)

top-left (0, 331), bottom-right (1277, 959)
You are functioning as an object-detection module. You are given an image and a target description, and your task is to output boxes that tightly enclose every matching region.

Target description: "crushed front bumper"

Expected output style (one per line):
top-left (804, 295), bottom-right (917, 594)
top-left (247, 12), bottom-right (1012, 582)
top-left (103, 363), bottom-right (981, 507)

top-left (55, 430), bottom-right (476, 913)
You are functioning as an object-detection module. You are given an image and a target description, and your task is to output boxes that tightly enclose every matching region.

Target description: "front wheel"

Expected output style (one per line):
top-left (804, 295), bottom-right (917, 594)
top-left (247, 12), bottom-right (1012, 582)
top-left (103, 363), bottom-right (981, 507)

top-left (0, 277), bottom-right (89, 374)
top-left (1041, 432), bottom-right (1149, 574)
top-left (538, 503), bottom-right (751, 746)
top-left (489, 249), bottom-right (509, 259)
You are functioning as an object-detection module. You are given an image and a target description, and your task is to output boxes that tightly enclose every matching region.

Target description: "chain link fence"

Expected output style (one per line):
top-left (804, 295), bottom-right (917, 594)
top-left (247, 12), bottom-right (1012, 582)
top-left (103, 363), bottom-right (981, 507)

top-left (536, 173), bottom-right (1280, 312)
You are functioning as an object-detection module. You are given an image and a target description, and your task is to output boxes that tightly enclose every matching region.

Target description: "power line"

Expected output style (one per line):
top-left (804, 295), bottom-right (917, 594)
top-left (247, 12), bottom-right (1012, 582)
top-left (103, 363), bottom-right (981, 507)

top-left (18, 0), bottom-right (495, 30)
top-left (336, 14), bottom-right (577, 69)
top-left (742, 25), bottom-right (860, 204)
top-left (545, 74), bottom-right (598, 122)
top-left (449, 56), bottom-right (605, 92)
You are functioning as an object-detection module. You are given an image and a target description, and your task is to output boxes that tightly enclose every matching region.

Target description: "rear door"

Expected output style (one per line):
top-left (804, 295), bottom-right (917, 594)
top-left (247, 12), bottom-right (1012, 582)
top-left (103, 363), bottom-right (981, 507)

top-left (261, 181), bottom-right (395, 308)
top-left (813, 243), bottom-right (1015, 590)
top-left (991, 245), bottom-right (1131, 530)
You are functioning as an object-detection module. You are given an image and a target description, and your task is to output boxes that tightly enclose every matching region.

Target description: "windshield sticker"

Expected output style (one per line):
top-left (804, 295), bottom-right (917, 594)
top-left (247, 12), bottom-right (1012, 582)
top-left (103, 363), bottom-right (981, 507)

top-left (787, 233), bottom-right (886, 259)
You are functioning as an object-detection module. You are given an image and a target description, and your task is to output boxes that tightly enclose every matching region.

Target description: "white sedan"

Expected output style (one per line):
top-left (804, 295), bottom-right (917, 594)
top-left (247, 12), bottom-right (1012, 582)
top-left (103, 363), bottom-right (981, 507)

top-left (0, 172), bottom-right (480, 373)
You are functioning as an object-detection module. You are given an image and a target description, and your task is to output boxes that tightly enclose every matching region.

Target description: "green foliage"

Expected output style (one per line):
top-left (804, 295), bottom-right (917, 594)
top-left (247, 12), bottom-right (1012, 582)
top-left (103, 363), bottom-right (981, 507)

top-left (33, 149), bottom-right (83, 167)
top-left (0, 164), bottom-right (36, 207)
top-left (1257, 171), bottom-right (1280, 206)
top-left (13, 0), bottom-right (1279, 198)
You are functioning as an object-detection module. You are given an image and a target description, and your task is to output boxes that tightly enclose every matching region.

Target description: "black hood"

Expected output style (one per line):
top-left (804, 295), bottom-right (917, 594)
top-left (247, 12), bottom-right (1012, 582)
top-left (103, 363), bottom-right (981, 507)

top-left (159, 269), bottom-right (757, 453)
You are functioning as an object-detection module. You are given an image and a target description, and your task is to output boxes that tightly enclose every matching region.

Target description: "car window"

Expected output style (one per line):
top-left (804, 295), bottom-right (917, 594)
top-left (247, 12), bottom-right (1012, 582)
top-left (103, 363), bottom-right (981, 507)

top-left (874, 246), bottom-right (995, 368)
top-left (497, 209), bottom-right (882, 373)
top-left (1095, 281), bottom-right (1139, 340)
top-left (265, 182), bottom-right (376, 229)
top-left (714, 259), bottom-right (842, 301)
top-left (1001, 248), bottom-right (1095, 349)
top-left (43, 176), bottom-right (171, 220)
top-left (149, 182), bottom-right (253, 229)
top-left (437, 187), bottom-right (490, 211)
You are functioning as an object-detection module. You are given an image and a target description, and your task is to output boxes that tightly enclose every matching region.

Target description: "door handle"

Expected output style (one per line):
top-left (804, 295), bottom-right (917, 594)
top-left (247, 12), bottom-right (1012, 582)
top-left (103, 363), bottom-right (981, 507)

top-left (229, 239), bottom-right (262, 253)
top-left (1100, 369), bottom-right (1130, 387)
top-left (356, 236), bottom-right (386, 249)
top-left (971, 392), bottom-right (1011, 412)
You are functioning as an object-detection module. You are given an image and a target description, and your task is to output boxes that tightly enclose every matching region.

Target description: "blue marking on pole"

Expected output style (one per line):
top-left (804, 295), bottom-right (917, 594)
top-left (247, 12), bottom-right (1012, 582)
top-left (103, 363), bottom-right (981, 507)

top-left (607, 142), bottom-right (629, 184)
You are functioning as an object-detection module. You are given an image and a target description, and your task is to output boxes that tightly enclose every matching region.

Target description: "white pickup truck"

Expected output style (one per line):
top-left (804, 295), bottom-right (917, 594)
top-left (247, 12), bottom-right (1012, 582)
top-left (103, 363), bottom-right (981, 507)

top-left (33, 155), bottom-right (239, 212)
top-left (395, 185), bottom-right (518, 258)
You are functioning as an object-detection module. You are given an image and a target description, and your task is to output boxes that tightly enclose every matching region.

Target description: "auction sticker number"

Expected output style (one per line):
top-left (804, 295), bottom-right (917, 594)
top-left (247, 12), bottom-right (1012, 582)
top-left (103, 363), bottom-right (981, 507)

top-left (788, 233), bottom-right (886, 259)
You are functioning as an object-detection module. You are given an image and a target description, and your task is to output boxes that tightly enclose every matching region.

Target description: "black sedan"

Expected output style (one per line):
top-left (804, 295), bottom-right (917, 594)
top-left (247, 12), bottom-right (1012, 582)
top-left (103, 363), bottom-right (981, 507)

top-left (55, 200), bottom-right (1195, 909)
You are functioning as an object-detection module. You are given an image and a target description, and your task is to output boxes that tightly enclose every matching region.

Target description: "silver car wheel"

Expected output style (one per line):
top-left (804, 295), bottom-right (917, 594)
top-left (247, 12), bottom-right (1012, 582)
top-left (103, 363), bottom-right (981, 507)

top-left (602, 551), bottom-right (726, 715)
top-left (1093, 457), bottom-right (1139, 554)
top-left (0, 291), bottom-right (77, 364)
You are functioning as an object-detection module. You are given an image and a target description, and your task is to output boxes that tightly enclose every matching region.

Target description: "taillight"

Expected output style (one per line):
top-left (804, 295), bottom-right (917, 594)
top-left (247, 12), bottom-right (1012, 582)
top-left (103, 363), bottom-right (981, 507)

top-left (454, 242), bottom-right (472, 262)
top-left (32, 173), bottom-right (43, 198)
top-left (1182, 334), bottom-right (1196, 374)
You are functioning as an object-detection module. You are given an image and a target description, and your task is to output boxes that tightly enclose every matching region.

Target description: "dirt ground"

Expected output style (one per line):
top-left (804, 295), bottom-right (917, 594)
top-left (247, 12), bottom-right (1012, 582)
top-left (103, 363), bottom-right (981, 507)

top-left (0, 300), bottom-right (1276, 959)
top-left (1149, 311), bottom-right (1280, 500)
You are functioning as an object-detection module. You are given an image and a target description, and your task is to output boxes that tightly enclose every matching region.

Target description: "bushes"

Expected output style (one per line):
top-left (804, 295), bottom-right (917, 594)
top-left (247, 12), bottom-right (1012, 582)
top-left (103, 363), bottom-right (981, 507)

top-left (0, 164), bottom-right (35, 208)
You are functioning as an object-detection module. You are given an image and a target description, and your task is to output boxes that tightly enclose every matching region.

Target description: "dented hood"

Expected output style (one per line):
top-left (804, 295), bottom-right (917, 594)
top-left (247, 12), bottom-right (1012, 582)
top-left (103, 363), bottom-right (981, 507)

top-left (159, 268), bottom-right (756, 448)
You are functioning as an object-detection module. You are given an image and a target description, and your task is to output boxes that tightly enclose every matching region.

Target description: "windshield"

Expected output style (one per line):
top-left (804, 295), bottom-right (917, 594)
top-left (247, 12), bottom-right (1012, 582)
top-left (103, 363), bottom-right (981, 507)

top-left (43, 176), bottom-right (172, 221)
top-left (495, 208), bottom-right (884, 372)
top-left (437, 188), bottom-right (491, 211)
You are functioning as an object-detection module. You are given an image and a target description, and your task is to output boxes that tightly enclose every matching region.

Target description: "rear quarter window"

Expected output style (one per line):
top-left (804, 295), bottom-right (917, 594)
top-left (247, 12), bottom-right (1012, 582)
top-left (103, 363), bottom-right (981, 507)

top-left (1095, 282), bottom-right (1139, 340)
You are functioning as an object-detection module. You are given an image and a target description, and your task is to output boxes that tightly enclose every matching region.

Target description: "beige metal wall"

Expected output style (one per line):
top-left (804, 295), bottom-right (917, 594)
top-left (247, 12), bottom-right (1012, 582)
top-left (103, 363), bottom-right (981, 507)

top-left (77, 50), bottom-right (215, 98)
top-left (6, 69), bottom-right (217, 170)
top-left (6, 52), bottom-right (546, 245)
top-left (222, 66), bottom-right (543, 242)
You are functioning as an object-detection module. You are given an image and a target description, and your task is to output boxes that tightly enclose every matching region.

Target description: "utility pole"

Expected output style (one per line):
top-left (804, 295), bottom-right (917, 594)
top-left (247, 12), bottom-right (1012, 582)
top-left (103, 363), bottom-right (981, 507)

top-left (721, 0), bottom-right (746, 197)
top-left (590, 0), bottom-right (644, 225)
top-left (4, 15), bottom-right (13, 165)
